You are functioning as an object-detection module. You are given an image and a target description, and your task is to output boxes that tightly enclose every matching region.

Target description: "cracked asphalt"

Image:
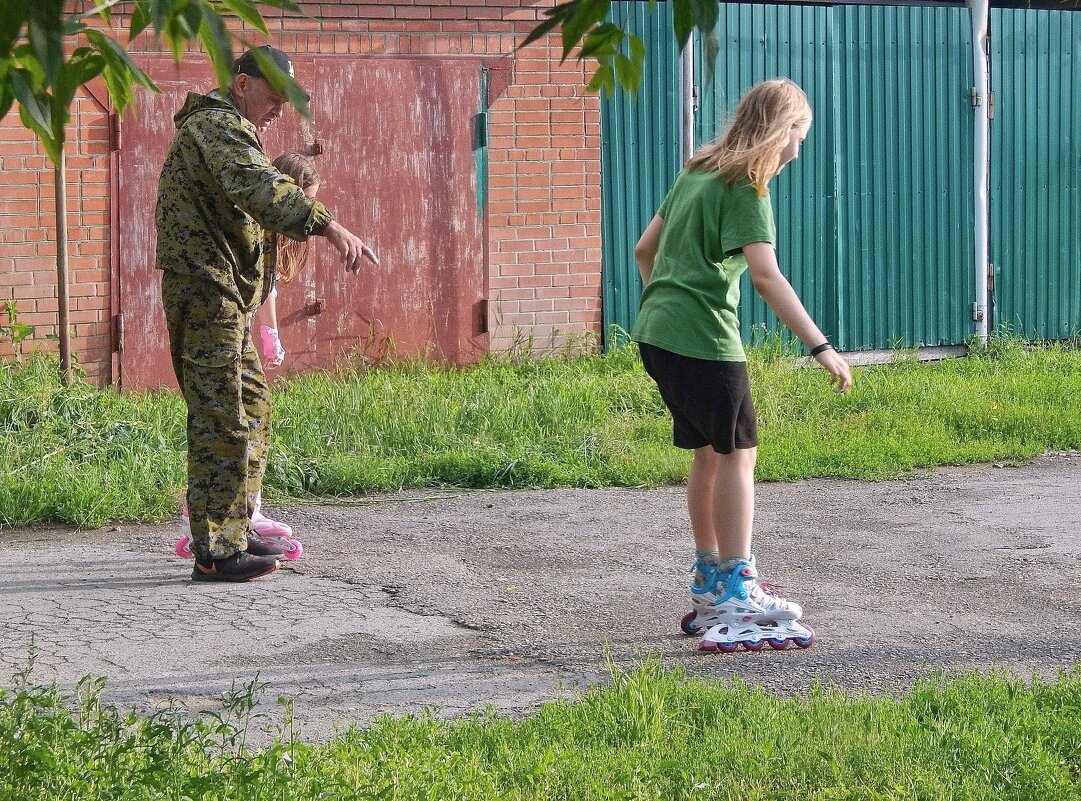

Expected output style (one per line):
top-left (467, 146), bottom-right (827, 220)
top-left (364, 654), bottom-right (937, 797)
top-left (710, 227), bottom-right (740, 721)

top-left (1, 454), bottom-right (1078, 742)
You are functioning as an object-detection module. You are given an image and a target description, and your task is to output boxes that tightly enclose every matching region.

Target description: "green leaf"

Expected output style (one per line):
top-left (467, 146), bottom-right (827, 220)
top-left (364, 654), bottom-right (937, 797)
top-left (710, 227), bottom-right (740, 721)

top-left (220, 0), bottom-right (270, 35)
top-left (629, 33), bottom-right (646, 64)
top-left (690, 0), bottom-right (719, 35)
top-left (85, 30), bottom-right (157, 92)
top-left (62, 16), bottom-right (86, 37)
top-left (12, 71), bottom-right (60, 163)
top-left (0, 76), bottom-right (15, 122)
top-left (561, 0), bottom-right (610, 62)
top-left (177, 1), bottom-right (205, 40)
top-left (585, 61), bottom-right (614, 96)
top-left (0, 0), bottom-right (31, 60)
top-left (99, 60), bottom-right (134, 113)
top-left (10, 68), bottom-right (51, 133)
top-left (128, 1), bottom-right (151, 42)
top-left (518, 12), bottom-right (564, 51)
top-left (196, 9), bottom-right (235, 91)
top-left (579, 23), bottom-right (623, 60)
top-left (613, 53), bottom-right (641, 94)
top-left (148, 0), bottom-right (168, 38)
top-left (672, 0), bottom-right (695, 50)
top-left (55, 48), bottom-right (106, 109)
top-left (27, 17), bottom-right (63, 86)
top-left (86, 30), bottom-right (158, 114)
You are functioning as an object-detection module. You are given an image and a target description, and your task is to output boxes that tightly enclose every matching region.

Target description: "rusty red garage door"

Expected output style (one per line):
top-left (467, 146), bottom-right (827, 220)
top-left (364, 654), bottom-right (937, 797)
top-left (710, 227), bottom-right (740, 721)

top-left (117, 55), bottom-right (489, 390)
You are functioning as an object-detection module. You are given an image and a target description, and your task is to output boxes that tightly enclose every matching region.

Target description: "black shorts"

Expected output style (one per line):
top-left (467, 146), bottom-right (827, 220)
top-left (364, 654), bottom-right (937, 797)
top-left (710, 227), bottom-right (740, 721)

top-left (638, 342), bottom-right (758, 453)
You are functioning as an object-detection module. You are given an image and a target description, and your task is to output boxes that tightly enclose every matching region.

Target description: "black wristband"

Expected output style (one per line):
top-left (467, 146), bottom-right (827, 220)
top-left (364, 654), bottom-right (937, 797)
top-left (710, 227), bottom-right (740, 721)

top-left (810, 342), bottom-right (834, 356)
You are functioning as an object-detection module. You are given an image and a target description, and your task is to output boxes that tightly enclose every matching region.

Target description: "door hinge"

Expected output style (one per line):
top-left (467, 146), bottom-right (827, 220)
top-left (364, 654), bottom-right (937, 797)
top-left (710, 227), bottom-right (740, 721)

top-left (112, 313), bottom-right (124, 353)
top-left (474, 111), bottom-right (489, 149)
top-left (476, 298), bottom-right (489, 335)
top-left (110, 113), bottom-right (122, 152)
top-left (972, 302), bottom-right (984, 323)
top-left (988, 262), bottom-right (995, 293)
top-left (971, 88), bottom-right (995, 120)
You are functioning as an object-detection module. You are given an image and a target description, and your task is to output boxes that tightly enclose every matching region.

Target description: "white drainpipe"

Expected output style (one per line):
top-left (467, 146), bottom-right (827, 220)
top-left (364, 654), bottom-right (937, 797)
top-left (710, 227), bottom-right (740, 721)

top-left (680, 41), bottom-right (695, 164)
top-left (970, 0), bottom-right (991, 343)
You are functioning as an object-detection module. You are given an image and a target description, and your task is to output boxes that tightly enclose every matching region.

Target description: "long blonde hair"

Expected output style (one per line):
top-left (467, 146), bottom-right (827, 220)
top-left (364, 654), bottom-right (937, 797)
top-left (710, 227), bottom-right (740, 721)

top-left (685, 78), bottom-right (811, 196)
top-left (273, 152), bottom-right (322, 283)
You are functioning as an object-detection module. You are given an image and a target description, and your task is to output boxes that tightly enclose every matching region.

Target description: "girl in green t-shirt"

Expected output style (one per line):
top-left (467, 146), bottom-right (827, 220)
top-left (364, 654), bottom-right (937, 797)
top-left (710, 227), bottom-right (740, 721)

top-left (632, 78), bottom-right (852, 653)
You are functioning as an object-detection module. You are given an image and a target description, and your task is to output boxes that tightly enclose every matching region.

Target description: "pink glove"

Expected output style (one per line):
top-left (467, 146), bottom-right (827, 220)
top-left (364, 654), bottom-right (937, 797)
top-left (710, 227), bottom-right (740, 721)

top-left (259, 325), bottom-right (285, 368)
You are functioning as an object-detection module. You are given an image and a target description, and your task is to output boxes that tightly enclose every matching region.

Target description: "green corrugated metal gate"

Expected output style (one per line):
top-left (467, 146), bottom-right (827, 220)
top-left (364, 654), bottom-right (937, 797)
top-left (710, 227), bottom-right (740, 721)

top-left (601, 2), bottom-right (1081, 351)
top-left (992, 8), bottom-right (1081, 340)
top-left (600, 2), bottom-right (682, 342)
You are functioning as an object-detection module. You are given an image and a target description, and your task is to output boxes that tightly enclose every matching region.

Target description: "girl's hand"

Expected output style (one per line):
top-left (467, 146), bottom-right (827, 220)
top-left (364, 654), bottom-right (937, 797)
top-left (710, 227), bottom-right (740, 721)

top-left (260, 325), bottom-right (286, 369)
top-left (815, 349), bottom-right (852, 393)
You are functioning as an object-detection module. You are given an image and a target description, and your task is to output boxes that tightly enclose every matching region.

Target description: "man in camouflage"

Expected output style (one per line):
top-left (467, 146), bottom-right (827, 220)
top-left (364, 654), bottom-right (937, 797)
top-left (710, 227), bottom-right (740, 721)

top-left (157, 46), bottom-right (378, 582)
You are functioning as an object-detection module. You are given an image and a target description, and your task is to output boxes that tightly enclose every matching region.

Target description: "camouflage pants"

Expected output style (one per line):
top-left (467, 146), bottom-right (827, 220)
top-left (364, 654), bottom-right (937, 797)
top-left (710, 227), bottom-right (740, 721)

top-left (162, 271), bottom-right (271, 560)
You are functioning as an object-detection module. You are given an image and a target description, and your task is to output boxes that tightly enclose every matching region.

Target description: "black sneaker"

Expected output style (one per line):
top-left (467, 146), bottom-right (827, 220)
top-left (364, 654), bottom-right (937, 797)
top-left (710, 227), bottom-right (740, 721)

top-left (191, 552), bottom-right (280, 582)
top-left (246, 532), bottom-right (286, 557)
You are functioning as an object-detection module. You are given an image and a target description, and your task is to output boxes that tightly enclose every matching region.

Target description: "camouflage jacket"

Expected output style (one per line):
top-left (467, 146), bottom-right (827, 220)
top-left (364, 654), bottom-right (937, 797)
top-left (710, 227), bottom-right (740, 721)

top-left (155, 90), bottom-right (332, 312)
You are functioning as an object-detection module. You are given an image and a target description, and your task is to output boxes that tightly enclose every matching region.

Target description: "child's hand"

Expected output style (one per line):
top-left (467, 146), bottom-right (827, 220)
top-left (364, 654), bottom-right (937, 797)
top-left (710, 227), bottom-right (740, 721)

top-left (815, 349), bottom-right (852, 393)
top-left (260, 325), bottom-right (286, 369)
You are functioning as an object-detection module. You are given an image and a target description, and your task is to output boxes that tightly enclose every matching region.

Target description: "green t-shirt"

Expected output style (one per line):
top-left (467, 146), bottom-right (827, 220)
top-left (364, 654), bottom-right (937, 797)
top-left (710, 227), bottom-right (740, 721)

top-left (631, 170), bottom-right (776, 361)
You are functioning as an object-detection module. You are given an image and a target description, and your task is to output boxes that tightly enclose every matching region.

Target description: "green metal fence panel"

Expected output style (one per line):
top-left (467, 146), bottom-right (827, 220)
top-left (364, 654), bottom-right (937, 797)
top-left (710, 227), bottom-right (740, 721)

top-left (695, 3), bottom-right (974, 351)
top-left (695, 2), bottom-right (836, 348)
top-left (600, 2), bottom-right (682, 346)
top-left (832, 4), bottom-right (975, 349)
top-left (991, 9), bottom-right (1081, 339)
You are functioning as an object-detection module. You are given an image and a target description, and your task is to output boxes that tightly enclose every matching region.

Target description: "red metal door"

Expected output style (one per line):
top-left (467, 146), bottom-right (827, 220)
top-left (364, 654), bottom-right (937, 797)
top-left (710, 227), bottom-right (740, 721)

top-left (117, 56), bottom-right (488, 390)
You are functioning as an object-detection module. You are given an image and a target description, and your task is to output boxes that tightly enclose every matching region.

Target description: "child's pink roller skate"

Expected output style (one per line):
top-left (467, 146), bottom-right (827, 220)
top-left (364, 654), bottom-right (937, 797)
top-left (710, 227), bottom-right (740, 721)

top-left (249, 492), bottom-right (303, 559)
top-left (174, 495), bottom-right (303, 560)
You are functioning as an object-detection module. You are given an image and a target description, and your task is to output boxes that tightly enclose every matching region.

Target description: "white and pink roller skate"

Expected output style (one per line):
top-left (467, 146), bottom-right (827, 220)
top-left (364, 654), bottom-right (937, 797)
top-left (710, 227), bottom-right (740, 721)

top-left (174, 493), bottom-right (303, 560)
top-left (680, 555), bottom-right (815, 653)
top-left (249, 493), bottom-right (303, 558)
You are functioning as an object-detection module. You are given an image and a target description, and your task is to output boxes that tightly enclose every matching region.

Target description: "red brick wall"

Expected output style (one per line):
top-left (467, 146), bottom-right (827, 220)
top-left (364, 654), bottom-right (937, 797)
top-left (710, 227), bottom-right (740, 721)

top-left (0, 1), bottom-right (603, 384)
top-left (0, 90), bottom-right (113, 384)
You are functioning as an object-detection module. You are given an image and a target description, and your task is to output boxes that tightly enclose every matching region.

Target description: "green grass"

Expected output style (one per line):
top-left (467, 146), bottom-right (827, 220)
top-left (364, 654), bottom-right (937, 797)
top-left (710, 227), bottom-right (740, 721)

top-left (4, 335), bottom-right (1081, 528)
top-left (1, 660), bottom-right (1078, 800)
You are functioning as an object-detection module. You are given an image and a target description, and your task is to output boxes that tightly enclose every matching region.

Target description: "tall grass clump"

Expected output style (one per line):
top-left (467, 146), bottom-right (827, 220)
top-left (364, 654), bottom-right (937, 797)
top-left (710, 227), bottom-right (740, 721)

top-left (2, 660), bottom-right (1079, 800)
top-left (750, 335), bottom-right (1081, 479)
top-left (0, 355), bottom-right (186, 528)
top-left (266, 343), bottom-right (683, 495)
top-left (6, 334), bottom-right (1081, 527)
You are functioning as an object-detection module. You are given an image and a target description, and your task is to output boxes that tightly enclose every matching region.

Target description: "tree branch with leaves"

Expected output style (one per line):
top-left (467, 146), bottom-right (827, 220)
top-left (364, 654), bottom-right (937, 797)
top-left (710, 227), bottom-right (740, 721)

top-left (520, 0), bottom-right (721, 95)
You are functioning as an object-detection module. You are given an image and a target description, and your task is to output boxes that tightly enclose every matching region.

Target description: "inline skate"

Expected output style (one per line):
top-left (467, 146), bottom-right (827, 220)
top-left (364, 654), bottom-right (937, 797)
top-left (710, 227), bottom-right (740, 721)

top-left (680, 556), bottom-right (815, 652)
top-left (174, 492), bottom-right (303, 559)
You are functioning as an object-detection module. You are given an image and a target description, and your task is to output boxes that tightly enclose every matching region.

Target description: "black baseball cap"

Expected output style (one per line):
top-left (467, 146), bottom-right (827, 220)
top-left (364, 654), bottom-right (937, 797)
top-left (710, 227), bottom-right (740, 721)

top-left (233, 45), bottom-right (309, 99)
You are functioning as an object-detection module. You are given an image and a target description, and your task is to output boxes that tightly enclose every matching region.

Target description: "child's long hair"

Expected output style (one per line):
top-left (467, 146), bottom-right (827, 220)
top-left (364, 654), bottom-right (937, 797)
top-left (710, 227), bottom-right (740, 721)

top-left (273, 152), bottom-right (321, 283)
top-left (685, 78), bottom-right (811, 196)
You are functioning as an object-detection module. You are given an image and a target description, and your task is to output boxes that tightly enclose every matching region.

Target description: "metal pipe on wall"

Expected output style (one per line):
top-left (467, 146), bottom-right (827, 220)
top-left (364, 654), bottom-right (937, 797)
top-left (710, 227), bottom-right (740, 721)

top-left (680, 40), bottom-right (694, 164)
top-left (970, 0), bottom-right (991, 343)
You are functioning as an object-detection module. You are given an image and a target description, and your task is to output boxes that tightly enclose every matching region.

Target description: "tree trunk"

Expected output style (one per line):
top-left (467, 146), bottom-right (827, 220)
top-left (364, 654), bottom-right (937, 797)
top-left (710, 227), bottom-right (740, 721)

top-left (55, 147), bottom-right (72, 386)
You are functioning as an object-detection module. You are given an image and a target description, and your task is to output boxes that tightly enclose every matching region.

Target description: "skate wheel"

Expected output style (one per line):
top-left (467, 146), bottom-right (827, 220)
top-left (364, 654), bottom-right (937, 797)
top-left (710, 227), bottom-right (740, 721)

top-left (281, 539), bottom-right (304, 560)
top-left (743, 639), bottom-right (764, 652)
top-left (700, 637), bottom-right (739, 654)
top-left (174, 537), bottom-right (193, 558)
top-left (795, 632), bottom-right (815, 649)
top-left (767, 638), bottom-right (790, 650)
top-left (679, 611), bottom-right (700, 636)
